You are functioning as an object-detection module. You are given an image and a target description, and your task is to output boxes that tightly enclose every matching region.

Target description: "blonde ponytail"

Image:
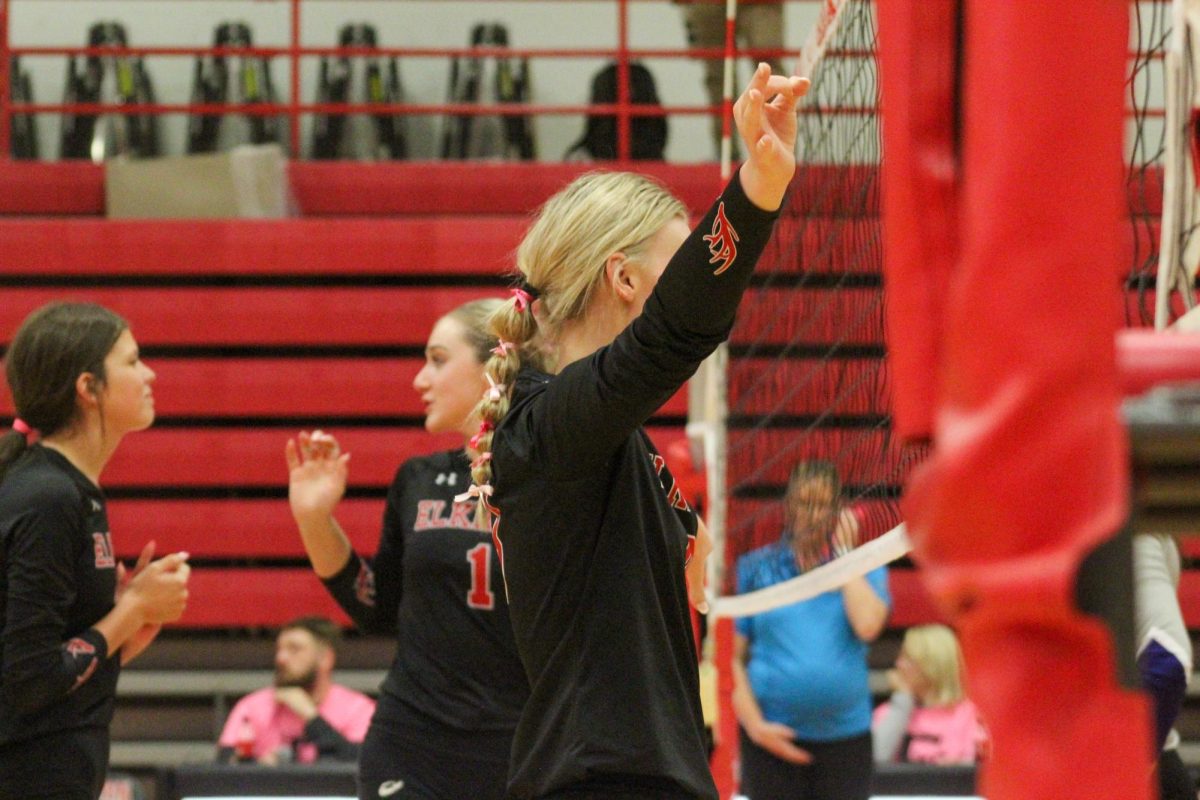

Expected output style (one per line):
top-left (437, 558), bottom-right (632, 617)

top-left (463, 171), bottom-right (687, 522)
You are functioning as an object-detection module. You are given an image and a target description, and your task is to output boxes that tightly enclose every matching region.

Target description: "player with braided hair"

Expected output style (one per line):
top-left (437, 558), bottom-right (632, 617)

top-left (461, 64), bottom-right (809, 800)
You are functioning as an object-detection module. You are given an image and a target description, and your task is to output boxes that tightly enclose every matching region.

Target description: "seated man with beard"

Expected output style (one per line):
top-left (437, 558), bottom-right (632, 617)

top-left (218, 616), bottom-right (376, 765)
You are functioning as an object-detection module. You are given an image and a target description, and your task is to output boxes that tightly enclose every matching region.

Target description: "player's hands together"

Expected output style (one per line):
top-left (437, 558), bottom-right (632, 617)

top-left (125, 551), bottom-right (190, 624)
top-left (286, 430), bottom-right (351, 522)
top-left (735, 62), bottom-right (810, 212)
top-left (116, 540), bottom-right (166, 662)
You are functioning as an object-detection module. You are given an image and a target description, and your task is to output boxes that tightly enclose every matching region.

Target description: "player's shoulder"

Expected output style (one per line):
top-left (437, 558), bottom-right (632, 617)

top-left (398, 448), bottom-right (469, 478)
top-left (0, 447), bottom-right (85, 509)
top-left (508, 368), bottom-right (552, 410)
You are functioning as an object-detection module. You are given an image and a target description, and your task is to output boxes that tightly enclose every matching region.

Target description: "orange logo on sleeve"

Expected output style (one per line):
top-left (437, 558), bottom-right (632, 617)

top-left (703, 202), bottom-right (740, 275)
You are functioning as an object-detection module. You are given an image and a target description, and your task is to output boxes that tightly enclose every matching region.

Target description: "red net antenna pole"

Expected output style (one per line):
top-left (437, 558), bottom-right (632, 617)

top-left (877, 3), bottom-right (1153, 800)
top-left (616, 0), bottom-right (630, 161)
top-left (719, 0), bottom-right (737, 180)
top-left (289, 0), bottom-right (302, 158)
top-left (0, 0), bottom-right (10, 160)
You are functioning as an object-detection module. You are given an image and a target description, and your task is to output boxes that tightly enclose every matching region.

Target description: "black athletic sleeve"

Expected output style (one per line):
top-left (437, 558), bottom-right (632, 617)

top-left (529, 171), bottom-right (779, 475)
top-left (303, 715), bottom-right (360, 762)
top-left (321, 463), bottom-right (408, 634)
top-left (2, 499), bottom-right (109, 717)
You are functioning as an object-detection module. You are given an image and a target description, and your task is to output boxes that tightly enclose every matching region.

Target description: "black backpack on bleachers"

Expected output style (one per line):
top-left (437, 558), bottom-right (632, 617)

top-left (441, 22), bottom-right (535, 160)
top-left (567, 61), bottom-right (667, 161)
top-left (311, 24), bottom-right (408, 160)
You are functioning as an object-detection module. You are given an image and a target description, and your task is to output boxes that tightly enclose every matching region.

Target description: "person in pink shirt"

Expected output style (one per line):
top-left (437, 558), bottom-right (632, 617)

top-left (872, 624), bottom-right (986, 765)
top-left (218, 616), bottom-right (375, 765)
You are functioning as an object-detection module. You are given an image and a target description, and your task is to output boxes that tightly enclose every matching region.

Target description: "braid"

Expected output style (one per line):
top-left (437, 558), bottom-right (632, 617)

top-left (468, 292), bottom-right (541, 523)
top-left (462, 171), bottom-right (686, 523)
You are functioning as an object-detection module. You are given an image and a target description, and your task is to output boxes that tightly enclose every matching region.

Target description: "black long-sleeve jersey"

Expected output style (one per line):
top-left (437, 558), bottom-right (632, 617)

top-left (491, 173), bottom-right (780, 800)
top-left (0, 446), bottom-right (118, 747)
top-left (323, 449), bottom-right (527, 735)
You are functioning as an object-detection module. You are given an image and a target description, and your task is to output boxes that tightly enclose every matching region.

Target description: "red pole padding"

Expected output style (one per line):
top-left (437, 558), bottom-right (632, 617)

top-left (1117, 328), bottom-right (1200, 396)
top-left (878, 3), bottom-right (1153, 800)
top-left (875, 0), bottom-right (959, 441)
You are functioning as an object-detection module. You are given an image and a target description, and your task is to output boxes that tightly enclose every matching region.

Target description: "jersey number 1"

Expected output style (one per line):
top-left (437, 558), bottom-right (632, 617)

top-left (466, 543), bottom-right (495, 610)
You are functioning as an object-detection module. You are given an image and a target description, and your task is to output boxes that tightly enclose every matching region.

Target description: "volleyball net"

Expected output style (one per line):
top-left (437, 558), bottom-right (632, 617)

top-left (1148, 0), bottom-right (1200, 330)
top-left (706, 0), bottom-right (1185, 619)
top-left (707, 0), bottom-right (916, 619)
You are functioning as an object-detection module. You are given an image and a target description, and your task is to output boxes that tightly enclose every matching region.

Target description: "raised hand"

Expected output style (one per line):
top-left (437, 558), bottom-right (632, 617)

top-left (734, 62), bottom-right (811, 211)
top-left (285, 430), bottom-right (351, 522)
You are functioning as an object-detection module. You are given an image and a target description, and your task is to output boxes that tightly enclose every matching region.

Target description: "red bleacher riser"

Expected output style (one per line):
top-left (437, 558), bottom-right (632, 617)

top-left (731, 286), bottom-right (885, 346)
top-left (1175, 571), bottom-right (1200, 630)
top-left (727, 427), bottom-right (909, 488)
top-left (98, 425), bottom-right (687, 487)
top-left (170, 564), bottom-right (944, 631)
top-left (1173, 537), bottom-right (1200, 558)
top-left (761, 217), bottom-right (883, 275)
top-left (0, 162), bottom-right (727, 217)
top-left (0, 359), bottom-right (688, 419)
top-left (0, 218), bottom-right (523, 276)
top-left (105, 428), bottom-right (457, 487)
top-left (887, 568), bottom-right (946, 628)
top-left (728, 358), bottom-right (889, 417)
top-left (108, 498), bottom-right (385, 559)
top-left (177, 568), bottom-right (353, 628)
top-left (0, 287), bottom-right (502, 347)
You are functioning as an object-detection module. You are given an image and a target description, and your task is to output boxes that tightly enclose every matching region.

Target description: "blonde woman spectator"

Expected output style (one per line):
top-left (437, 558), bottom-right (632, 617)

top-left (872, 624), bottom-right (985, 764)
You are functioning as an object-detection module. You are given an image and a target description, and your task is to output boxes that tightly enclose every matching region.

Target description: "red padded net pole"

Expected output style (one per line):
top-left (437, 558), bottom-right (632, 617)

top-left (877, 3), bottom-right (1153, 799)
top-left (0, 0), bottom-right (10, 161)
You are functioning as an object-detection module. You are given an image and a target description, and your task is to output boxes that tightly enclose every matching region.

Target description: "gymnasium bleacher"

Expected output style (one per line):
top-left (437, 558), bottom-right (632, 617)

top-left (0, 159), bottom-right (723, 784)
top-left (7, 159), bottom-right (1198, 795)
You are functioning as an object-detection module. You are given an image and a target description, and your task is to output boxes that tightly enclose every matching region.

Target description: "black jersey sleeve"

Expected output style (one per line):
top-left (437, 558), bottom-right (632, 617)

top-left (527, 171), bottom-right (779, 475)
top-left (321, 462), bottom-right (408, 634)
top-left (303, 715), bottom-right (360, 762)
top-left (2, 498), bottom-right (109, 717)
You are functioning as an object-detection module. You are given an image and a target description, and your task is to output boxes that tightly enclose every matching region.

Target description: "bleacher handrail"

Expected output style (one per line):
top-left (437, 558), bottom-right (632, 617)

top-left (0, 0), bottom-right (808, 160)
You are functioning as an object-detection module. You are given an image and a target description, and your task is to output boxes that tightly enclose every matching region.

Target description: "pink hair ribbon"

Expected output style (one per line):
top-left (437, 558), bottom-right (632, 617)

top-left (469, 420), bottom-right (494, 451)
top-left (11, 418), bottom-right (36, 444)
top-left (454, 483), bottom-right (494, 504)
top-left (491, 340), bottom-right (516, 358)
top-left (485, 374), bottom-right (506, 403)
top-left (511, 288), bottom-right (535, 313)
top-left (471, 452), bottom-right (492, 470)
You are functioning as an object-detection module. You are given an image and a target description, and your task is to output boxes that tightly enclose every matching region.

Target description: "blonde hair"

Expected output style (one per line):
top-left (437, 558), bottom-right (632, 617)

top-left (902, 624), bottom-right (966, 707)
top-left (445, 298), bottom-right (505, 363)
top-left (466, 171), bottom-right (688, 516)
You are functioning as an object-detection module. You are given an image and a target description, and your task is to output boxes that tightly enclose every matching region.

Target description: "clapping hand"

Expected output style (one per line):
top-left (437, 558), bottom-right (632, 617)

top-left (285, 430), bottom-right (351, 522)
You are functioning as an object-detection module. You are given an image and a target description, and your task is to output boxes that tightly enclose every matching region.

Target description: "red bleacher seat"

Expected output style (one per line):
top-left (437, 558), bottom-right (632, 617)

top-left (0, 359), bottom-right (688, 421)
top-left (180, 568), bottom-right (352, 628)
top-left (0, 287), bottom-right (505, 346)
top-left (108, 497), bottom-right (384, 560)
